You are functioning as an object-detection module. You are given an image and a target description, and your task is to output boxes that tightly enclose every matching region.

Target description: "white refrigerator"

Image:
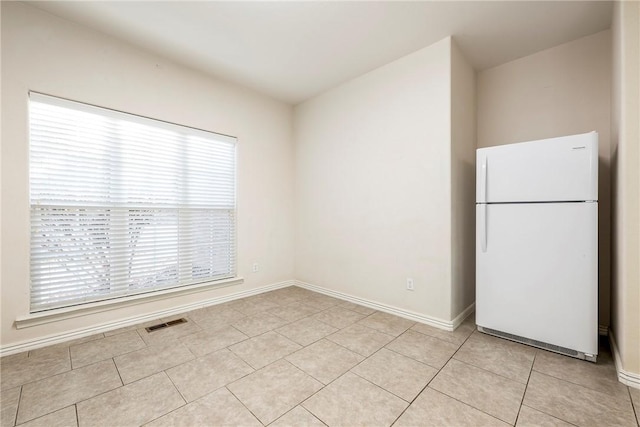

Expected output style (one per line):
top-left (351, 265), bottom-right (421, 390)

top-left (476, 131), bottom-right (598, 362)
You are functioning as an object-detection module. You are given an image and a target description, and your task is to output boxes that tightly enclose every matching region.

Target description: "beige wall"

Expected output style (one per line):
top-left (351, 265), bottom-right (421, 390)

top-left (477, 30), bottom-right (612, 329)
top-left (294, 37), bottom-right (476, 323)
top-left (1, 3), bottom-right (295, 348)
top-left (610, 0), bottom-right (640, 378)
top-left (450, 40), bottom-right (477, 318)
top-left (294, 38), bottom-right (453, 321)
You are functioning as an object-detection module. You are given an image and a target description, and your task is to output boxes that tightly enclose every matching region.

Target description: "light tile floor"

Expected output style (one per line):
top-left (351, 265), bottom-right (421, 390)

top-left (1, 286), bottom-right (638, 427)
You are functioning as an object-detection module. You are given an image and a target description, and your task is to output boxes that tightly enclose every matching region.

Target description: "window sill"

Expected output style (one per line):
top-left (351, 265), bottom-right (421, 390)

top-left (15, 277), bottom-right (244, 329)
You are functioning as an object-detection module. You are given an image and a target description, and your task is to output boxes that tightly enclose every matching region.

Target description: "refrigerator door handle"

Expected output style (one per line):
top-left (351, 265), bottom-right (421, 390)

top-left (480, 204), bottom-right (487, 252)
top-left (480, 155), bottom-right (488, 202)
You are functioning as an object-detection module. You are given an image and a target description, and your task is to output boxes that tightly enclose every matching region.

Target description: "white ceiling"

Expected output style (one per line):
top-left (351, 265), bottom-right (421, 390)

top-left (29, 1), bottom-right (612, 105)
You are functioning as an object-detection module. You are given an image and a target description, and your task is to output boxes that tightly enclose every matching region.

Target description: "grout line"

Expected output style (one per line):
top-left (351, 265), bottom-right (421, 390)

top-left (514, 350), bottom-right (537, 425)
top-left (520, 370), bottom-right (635, 426)
top-left (628, 387), bottom-right (640, 427)
top-left (71, 365), bottom-right (168, 410)
top-left (426, 358), bottom-right (522, 424)
top-left (530, 358), bottom-right (629, 398)
top-left (409, 324), bottom-right (476, 348)
top-left (349, 368), bottom-right (411, 404)
top-left (111, 357), bottom-right (125, 387)
top-left (13, 385), bottom-right (23, 427)
top-left (519, 404), bottom-right (582, 427)
top-left (413, 329), bottom-right (531, 425)
top-left (448, 352), bottom-right (530, 385)
top-left (162, 370), bottom-right (188, 406)
top-left (14, 289), bottom-right (628, 427)
top-left (388, 325), bottom-right (476, 425)
top-left (382, 346), bottom-right (443, 372)
top-left (534, 369), bottom-right (631, 398)
top-left (268, 405), bottom-right (328, 426)
top-left (225, 385), bottom-right (267, 426)
top-left (138, 372), bottom-right (190, 426)
top-left (74, 404), bottom-right (79, 426)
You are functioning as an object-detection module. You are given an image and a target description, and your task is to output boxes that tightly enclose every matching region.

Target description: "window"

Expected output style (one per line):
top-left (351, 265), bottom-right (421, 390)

top-left (29, 93), bottom-right (237, 312)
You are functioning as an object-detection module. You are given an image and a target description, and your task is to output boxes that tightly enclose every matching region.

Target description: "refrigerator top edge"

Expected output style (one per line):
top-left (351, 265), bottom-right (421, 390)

top-left (476, 132), bottom-right (598, 203)
top-left (477, 131), bottom-right (597, 154)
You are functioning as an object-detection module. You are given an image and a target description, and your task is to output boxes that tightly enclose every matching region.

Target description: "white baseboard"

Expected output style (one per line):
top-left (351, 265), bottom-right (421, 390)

top-left (0, 280), bottom-right (295, 357)
top-left (295, 280), bottom-right (473, 332)
top-left (609, 328), bottom-right (640, 389)
top-left (452, 302), bottom-right (476, 329)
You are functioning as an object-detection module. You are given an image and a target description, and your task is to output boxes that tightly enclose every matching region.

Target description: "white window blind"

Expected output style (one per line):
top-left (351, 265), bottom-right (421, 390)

top-left (29, 92), bottom-right (237, 312)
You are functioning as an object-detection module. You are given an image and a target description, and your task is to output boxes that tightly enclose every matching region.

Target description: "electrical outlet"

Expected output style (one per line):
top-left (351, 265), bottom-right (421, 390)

top-left (406, 278), bottom-right (414, 291)
top-left (252, 263), bottom-right (259, 273)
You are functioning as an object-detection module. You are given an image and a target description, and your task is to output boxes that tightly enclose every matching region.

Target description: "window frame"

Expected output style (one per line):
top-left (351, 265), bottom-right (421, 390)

top-left (28, 92), bottom-right (240, 313)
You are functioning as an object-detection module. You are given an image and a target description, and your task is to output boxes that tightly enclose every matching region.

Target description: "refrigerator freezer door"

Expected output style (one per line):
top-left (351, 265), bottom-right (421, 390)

top-left (476, 132), bottom-right (598, 203)
top-left (476, 202), bottom-right (598, 356)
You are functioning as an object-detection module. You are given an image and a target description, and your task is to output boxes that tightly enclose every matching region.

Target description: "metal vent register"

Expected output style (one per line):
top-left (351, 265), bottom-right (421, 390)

top-left (145, 318), bottom-right (188, 332)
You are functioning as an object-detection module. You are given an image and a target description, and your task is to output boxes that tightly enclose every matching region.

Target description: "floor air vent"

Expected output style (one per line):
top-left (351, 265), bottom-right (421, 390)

top-left (145, 318), bottom-right (187, 332)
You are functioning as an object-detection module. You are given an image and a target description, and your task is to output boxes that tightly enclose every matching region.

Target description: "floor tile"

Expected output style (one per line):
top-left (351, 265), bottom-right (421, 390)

top-left (630, 387), bottom-right (640, 425)
top-left (29, 335), bottom-right (104, 359)
top-left (267, 287), bottom-right (316, 302)
top-left (70, 331), bottom-right (145, 368)
top-left (146, 387), bottom-right (261, 427)
top-left (227, 297), bottom-right (281, 316)
top-left (289, 286), bottom-right (319, 298)
top-left (516, 405), bottom-right (574, 426)
top-left (533, 348), bottom-right (629, 398)
top-left (178, 325), bottom-right (248, 357)
top-left (1, 386), bottom-right (20, 427)
top-left (18, 406), bottom-right (77, 427)
top-left (114, 341), bottom-right (195, 384)
top-left (8, 291), bottom-right (634, 427)
top-left (429, 358), bottom-right (526, 424)
top-left (17, 359), bottom-right (121, 424)
top-left (311, 307), bottom-right (366, 329)
top-left (186, 306), bottom-right (247, 329)
top-left (232, 312), bottom-right (290, 337)
top-left (271, 406), bottom-right (326, 427)
top-left (351, 348), bottom-right (437, 401)
top-left (326, 323), bottom-right (394, 357)
top-left (454, 331), bottom-right (535, 383)
top-left (76, 372), bottom-right (184, 427)
top-left (1, 350), bottom-right (71, 390)
top-left (301, 294), bottom-right (342, 310)
top-left (395, 387), bottom-right (510, 427)
top-left (339, 301), bottom-right (376, 315)
top-left (137, 317), bottom-right (201, 346)
top-left (303, 372), bottom-right (407, 427)
top-left (357, 312), bottom-right (415, 336)
top-left (386, 330), bottom-right (458, 369)
top-left (267, 292), bottom-right (307, 307)
top-left (254, 292), bottom-right (293, 307)
top-left (0, 352), bottom-right (28, 365)
top-left (286, 339), bottom-right (363, 385)
top-left (102, 319), bottom-right (163, 337)
top-left (228, 359), bottom-right (323, 425)
top-left (276, 318), bottom-right (338, 347)
top-left (229, 331), bottom-right (301, 370)
top-left (268, 304), bottom-right (321, 322)
top-left (166, 348), bottom-right (253, 402)
top-left (22, 347), bottom-right (70, 366)
top-left (411, 316), bottom-right (475, 346)
top-left (523, 371), bottom-right (636, 427)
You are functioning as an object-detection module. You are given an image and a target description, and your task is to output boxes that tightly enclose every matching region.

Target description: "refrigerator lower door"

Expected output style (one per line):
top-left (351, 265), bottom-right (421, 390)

top-left (476, 202), bottom-right (598, 358)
